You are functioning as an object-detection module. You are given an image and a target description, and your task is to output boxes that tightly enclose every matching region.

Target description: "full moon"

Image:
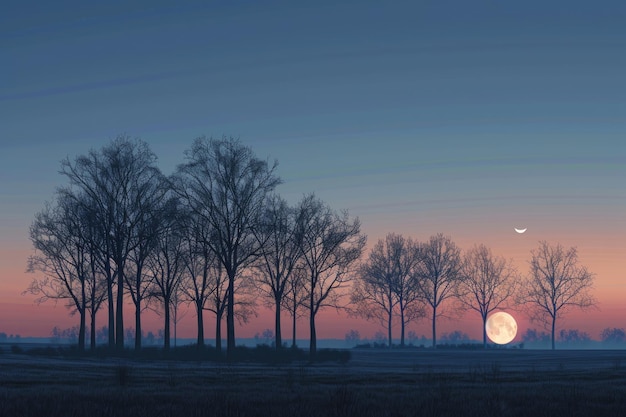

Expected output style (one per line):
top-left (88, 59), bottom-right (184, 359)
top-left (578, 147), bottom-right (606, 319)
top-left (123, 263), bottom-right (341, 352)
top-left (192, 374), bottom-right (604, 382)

top-left (486, 311), bottom-right (518, 344)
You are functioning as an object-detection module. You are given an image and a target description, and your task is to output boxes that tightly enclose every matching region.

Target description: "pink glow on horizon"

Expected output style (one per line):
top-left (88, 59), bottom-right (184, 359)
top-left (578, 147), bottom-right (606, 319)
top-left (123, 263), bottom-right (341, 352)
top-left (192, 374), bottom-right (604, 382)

top-left (1, 226), bottom-right (624, 342)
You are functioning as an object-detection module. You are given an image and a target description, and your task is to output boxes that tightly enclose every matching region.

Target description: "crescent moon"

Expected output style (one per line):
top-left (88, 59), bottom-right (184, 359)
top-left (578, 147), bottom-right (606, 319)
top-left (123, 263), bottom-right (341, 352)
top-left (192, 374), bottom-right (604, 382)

top-left (514, 228), bottom-right (527, 234)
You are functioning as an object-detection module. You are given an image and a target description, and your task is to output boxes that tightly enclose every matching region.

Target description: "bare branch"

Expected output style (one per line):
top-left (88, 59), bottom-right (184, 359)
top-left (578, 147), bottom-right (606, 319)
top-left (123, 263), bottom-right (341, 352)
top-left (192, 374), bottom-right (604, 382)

top-left (519, 241), bottom-right (597, 350)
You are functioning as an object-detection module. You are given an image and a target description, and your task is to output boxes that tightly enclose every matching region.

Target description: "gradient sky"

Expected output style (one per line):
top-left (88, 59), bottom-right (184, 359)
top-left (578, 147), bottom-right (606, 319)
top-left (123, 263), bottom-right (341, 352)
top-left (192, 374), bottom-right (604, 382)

top-left (1, 0), bottom-right (625, 342)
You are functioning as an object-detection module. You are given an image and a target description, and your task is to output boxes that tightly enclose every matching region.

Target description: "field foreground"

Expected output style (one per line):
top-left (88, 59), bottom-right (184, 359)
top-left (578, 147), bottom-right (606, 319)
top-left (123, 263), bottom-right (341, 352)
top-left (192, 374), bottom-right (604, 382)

top-left (2, 349), bottom-right (626, 416)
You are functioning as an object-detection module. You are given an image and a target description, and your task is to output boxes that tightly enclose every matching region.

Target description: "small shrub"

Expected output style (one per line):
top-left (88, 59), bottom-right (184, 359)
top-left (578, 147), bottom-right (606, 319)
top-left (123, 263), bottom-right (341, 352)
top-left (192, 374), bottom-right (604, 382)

top-left (227, 344), bottom-right (307, 363)
top-left (115, 364), bottom-right (132, 386)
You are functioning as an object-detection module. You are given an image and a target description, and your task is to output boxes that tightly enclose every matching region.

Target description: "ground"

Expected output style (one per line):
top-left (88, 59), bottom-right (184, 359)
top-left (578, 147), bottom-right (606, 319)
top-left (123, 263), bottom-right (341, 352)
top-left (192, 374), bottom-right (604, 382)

top-left (1, 348), bottom-right (626, 416)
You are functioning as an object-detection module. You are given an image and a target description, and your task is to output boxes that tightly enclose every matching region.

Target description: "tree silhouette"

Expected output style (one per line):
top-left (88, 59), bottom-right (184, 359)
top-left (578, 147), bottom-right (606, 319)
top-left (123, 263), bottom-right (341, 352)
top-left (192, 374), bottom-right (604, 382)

top-left (253, 195), bottom-right (302, 350)
top-left (178, 207), bottom-right (217, 348)
top-left (520, 241), bottom-right (596, 350)
top-left (351, 233), bottom-right (423, 348)
top-left (520, 328), bottom-right (551, 347)
top-left (558, 328), bottom-right (591, 347)
top-left (174, 136), bottom-right (280, 357)
top-left (390, 235), bottom-right (424, 347)
top-left (147, 197), bottom-right (186, 350)
top-left (600, 327), bottom-right (626, 344)
top-left (81, 197), bottom-right (108, 350)
top-left (125, 180), bottom-right (167, 350)
top-left (282, 265), bottom-right (307, 349)
top-left (205, 262), bottom-right (228, 352)
top-left (60, 136), bottom-right (162, 349)
top-left (351, 244), bottom-right (397, 348)
top-left (457, 244), bottom-right (519, 347)
top-left (27, 195), bottom-right (92, 350)
top-left (415, 233), bottom-right (463, 348)
top-left (296, 194), bottom-right (366, 359)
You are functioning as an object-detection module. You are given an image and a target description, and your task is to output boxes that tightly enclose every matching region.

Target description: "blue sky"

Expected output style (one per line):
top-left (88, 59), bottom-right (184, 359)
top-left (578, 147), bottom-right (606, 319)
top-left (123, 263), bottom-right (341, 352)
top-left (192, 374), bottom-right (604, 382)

top-left (1, 0), bottom-right (625, 336)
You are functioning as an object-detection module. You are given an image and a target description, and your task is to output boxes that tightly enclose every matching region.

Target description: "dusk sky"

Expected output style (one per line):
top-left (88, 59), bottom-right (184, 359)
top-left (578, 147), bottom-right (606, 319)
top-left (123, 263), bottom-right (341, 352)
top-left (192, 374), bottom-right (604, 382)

top-left (1, 1), bottom-right (625, 342)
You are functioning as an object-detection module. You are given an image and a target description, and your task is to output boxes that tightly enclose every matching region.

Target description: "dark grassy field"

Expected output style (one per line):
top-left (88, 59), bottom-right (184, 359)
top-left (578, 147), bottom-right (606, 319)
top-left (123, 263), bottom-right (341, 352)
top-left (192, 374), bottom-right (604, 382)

top-left (2, 347), bottom-right (626, 417)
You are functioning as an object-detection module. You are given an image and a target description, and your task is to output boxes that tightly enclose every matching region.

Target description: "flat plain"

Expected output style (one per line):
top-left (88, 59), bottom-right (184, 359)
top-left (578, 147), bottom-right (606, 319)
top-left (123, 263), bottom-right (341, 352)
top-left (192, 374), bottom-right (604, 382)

top-left (2, 348), bottom-right (626, 416)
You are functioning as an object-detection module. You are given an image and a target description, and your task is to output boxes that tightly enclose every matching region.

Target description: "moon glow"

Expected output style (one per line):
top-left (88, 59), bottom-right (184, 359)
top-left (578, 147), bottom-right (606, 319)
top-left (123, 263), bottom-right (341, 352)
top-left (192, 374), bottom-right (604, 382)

top-left (486, 312), bottom-right (517, 345)
top-left (514, 228), bottom-right (527, 234)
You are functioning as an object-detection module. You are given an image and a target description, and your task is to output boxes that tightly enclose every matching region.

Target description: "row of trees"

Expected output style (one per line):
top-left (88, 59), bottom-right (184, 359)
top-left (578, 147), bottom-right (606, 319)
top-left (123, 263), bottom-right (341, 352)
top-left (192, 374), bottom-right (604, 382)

top-left (26, 136), bottom-right (596, 355)
top-left (26, 136), bottom-right (365, 358)
top-left (352, 234), bottom-right (595, 350)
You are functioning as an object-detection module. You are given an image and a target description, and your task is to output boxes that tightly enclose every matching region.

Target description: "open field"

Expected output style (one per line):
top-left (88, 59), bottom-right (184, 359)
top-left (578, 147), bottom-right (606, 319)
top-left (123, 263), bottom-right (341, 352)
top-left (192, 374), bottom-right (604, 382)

top-left (2, 348), bottom-right (626, 416)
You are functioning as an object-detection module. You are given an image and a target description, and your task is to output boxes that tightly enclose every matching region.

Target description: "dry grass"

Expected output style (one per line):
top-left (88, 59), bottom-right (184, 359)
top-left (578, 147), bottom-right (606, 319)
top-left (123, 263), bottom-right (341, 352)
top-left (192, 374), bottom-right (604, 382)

top-left (1, 349), bottom-right (626, 416)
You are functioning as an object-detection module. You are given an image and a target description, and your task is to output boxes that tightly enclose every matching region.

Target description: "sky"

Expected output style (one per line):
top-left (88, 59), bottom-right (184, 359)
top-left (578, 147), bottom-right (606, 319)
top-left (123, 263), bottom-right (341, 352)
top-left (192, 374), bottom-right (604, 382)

top-left (1, 0), bottom-right (625, 343)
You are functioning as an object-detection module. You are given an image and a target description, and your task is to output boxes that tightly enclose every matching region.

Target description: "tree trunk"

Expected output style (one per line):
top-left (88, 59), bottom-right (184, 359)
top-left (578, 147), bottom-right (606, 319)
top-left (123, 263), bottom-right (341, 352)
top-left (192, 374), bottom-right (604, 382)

top-left (79, 285), bottom-right (86, 351)
top-left (291, 304), bottom-right (297, 349)
top-left (174, 314), bottom-right (177, 348)
top-left (309, 310), bottom-right (317, 360)
top-left (388, 310), bottom-right (393, 348)
top-left (275, 296), bottom-right (282, 350)
top-left (226, 273), bottom-right (235, 357)
top-left (90, 309), bottom-right (97, 350)
top-left (78, 308), bottom-right (86, 351)
top-left (107, 280), bottom-right (115, 348)
top-left (432, 306), bottom-right (437, 348)
top-left (400, 303), bottom-right (405, 347)
top-left (164, 296), bottom-right (171, 350)
top-left (482, 314), bottom-right (487, 348)
top-left (135, 304), bottom-right (142, 350)
top-left (115, 263), bottom-right (124, 350)
top-left (551, 316), bottom-right (556, 350)
top-left (89, 255), bottom-right (98, 351)
top-left (215, 314), bottom-right (222, 353)
top-left (196, 301), bottom-right (204, 347)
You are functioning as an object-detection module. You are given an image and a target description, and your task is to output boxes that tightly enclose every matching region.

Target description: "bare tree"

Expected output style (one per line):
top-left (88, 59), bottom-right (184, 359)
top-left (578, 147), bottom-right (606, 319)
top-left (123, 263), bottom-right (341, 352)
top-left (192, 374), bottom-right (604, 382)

top-left (457, 244), bottom-right (519, 347)
top-left (391, 235), bottom-right (424, 347)
top-left (253, 195), bottom-right (302, 350)
top-left (352, 234), bottom-right (423, 348)
top-left (520, 241), bottom-right (596, 350)
top-left (282, 265), bottom-right (308, 349)
top-left (200, 261), bottom-right (257, 353)
top-left (179, 208), bottom-right (217, 348)
top-left (415, 233), bottom-right (463, 348)
top-left (296, 194), bottom-right (366, 359)
top-left (83, 208), bottom-right (108, 350)
top-left (351, 236), bottom-right (398, 348)
top-left (125, 176), bottom-right (167, 350)
top-left (26, 196), bottom-right (91, 350)
top-left (205, 263), bottom-right (228, 352)
top-left (60, 136), bottom-right (162, 349)
top-left (170, 279), bottom-right (188, 349)
top-left (146, 198), bottom-right (186, 350)
top-left (600, 328), bottom-right (626, 345)
top-left (174, 136), bottom-right (280, 357)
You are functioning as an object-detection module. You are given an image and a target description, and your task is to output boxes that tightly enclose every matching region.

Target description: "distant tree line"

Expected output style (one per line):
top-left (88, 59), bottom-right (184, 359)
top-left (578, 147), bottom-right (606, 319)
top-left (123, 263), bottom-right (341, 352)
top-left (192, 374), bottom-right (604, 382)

top-left (25, 135), bottom-right (600, 355)
top-left (0, 333), bottom-right (21, 341)
top-left (519, 327), bottom-right (626, 348)
top-left (343, 327), bottom-right (626, 349)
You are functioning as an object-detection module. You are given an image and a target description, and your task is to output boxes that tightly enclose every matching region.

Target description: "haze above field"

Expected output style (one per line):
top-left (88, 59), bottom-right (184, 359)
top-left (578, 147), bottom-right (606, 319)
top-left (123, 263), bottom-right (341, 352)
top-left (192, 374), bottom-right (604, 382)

top-left (1, 1), bottom-right (625, 341)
